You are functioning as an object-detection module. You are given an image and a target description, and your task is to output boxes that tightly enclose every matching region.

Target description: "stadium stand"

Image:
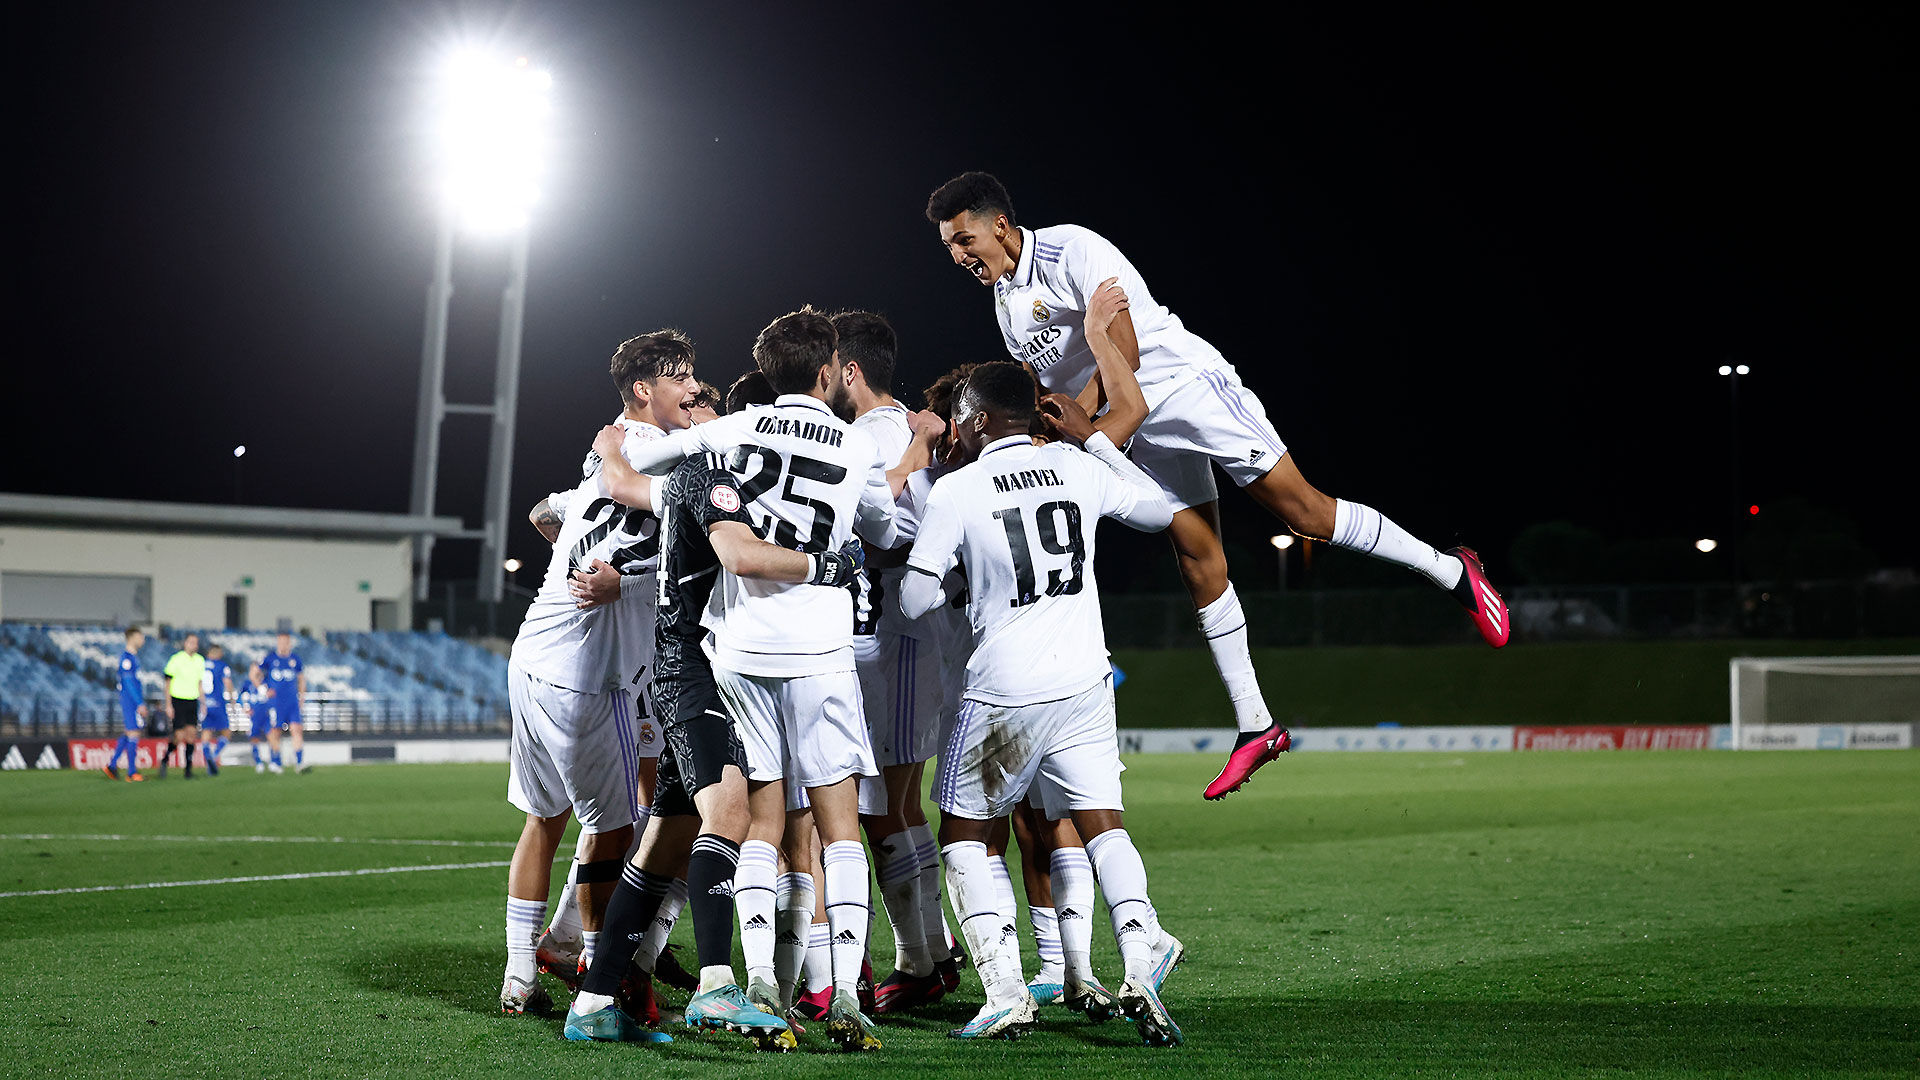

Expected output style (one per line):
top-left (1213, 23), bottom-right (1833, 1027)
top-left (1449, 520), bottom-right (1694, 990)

top-left (0, 623), bottom-right (508, 737)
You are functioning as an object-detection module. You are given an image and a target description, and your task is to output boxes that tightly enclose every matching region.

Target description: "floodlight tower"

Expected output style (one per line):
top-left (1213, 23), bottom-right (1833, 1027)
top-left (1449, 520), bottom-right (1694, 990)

top-left (409, 54), bottom-right (552, 604)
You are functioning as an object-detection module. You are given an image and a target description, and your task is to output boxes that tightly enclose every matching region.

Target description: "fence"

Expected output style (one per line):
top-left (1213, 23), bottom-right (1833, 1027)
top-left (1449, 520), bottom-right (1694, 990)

top-left (1103, 579), bottom-right (1920, 649)
top-left (0, 691), bottom-right (510, 740)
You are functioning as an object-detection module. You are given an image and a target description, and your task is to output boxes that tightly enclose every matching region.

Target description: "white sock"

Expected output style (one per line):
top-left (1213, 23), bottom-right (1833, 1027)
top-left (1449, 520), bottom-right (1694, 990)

top-left (823, 839), bottom-right (872, 999)
top-left (907, 822), bottom-right (952, 959)
top-left (1050, 845), bottom-right (1097, 985)
top-left (549, 833), bottom-right (589, 944)
top-left (634, 877), bottom-right (688, 971)
top-left (1084, 829), bottom-right (1156, 983)
top-left (989, 854), bottom-right (1017, 927)
top-left (504, 896), bottom-right (547, 982)
top-left (698, 965), bottom-right (735, 995)
top-left (775, 870), bottom-right (815, 1004)
top-left (572, 990), bottom-right (615, 1015)
top-left (943, 840), bottom-right (1025, 1007)
top-left (1028, 906), bottom-right (1063, 981)
top-left (734, 840), bottom-right (779, 987)
top-left (874, 832), bottom-right (932, 976)
top-left (1197, 584), bottom-right (1274, 734)
top-left (1332, 499), bottom-right (1461, 589)
top-left (803, 922), bottom-right (833, 994)
top-left (580, 930), bottom-right (600, 969)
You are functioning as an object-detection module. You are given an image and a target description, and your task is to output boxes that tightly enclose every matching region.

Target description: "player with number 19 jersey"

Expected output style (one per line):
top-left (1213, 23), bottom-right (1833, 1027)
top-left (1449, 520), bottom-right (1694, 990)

top-left (907, 432), bottom-right (1168, 708)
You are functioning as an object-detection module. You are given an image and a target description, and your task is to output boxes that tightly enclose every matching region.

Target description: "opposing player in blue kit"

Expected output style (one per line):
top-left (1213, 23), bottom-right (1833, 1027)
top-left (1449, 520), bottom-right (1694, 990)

top-left (240, 667), bottom-right (277, 772)
top-left (104, 626), bottom-right (148, 782)
top-left (197, 642), bottom-right (233, 776)
top-left (253, 632), bottom-right (307, 773)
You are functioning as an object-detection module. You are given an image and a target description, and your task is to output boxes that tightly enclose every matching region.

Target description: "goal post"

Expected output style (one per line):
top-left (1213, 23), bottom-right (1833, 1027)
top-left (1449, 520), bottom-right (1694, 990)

top-left (1728, 655), bottom-right (1920, 749)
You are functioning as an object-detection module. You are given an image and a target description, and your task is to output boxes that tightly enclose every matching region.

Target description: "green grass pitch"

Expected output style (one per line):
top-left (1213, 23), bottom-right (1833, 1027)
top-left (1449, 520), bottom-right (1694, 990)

top-left (3, 753), bottom-right (1915, 1079)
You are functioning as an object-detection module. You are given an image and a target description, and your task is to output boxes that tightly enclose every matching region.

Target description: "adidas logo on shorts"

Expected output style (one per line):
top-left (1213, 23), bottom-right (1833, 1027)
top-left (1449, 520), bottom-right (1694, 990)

top-left (1248, 448), bottom-right (1266, 466)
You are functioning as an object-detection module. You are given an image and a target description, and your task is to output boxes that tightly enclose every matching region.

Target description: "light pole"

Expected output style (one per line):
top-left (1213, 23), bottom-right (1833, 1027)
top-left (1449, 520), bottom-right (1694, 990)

top-left (1717, 363), bottom-right (1750, 579)
top-left (409, 53), bottom-right (553, 604)
top-left (1270, 534), bottom-right (1295, 590)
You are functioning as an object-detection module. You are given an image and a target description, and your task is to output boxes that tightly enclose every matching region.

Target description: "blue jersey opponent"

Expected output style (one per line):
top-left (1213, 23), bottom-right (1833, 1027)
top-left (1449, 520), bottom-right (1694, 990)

top-left (107, 628), bottom-right (147, 780)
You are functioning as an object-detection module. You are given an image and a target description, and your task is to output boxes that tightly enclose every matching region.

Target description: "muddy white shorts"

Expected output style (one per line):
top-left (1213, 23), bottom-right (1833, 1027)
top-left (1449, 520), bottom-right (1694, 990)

top-left (935, 674), bottom-right (1124, 822)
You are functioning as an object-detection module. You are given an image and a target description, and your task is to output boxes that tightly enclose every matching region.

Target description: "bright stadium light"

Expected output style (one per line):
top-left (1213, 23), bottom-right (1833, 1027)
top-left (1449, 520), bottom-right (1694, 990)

top-left (1718, 365), bottom-right (1732, 376)
top-left (1696, 538), bottom-right (1718, 553)
top-left (1735, 364), bottom-right (1750, 375)
top-left (431, 52), bottom-right (552, 232)
top-left (232, 445), bottom-right (246, 458)
top-left (503, 558), bottom-right (523, 573)
top-left (1270, 534), bottom-right (1295, 550)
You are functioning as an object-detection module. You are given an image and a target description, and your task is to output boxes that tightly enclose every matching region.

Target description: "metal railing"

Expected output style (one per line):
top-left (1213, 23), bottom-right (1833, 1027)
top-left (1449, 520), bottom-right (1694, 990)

top-left (0, 692), bottom-right (510, 739)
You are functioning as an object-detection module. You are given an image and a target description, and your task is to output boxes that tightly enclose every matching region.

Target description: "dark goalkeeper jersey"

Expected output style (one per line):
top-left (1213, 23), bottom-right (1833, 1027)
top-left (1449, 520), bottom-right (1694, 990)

top-left (653, 452), bottom-right (753, 673)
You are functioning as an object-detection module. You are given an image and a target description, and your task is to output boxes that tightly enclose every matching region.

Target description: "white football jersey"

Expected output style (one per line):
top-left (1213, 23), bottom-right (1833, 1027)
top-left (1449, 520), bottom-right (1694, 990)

top-left (609, 419), bottom-right (666, 694)
top-left (625, 394), bottom-right (898, 678)
top-left (511, 420), bottom-right (664, 693)
top-left (906, 434), bottom-right (1163, 707)
top-left (851, 404), bottom-right (929, 641)
top-left (993, 224), bottom-right (1228, 410)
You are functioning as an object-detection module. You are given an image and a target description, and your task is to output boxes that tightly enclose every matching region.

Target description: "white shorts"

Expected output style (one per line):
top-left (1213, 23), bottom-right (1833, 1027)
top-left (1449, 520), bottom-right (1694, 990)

top-left (1129, 366), bottom-right (1288, 512)
top-left (855, 632), bottom-right (943, 768)
top-left (935, 675), bottom-right (1124, 822)
top-left (713, 666), bottom-right (877, 797)
top-left (623, 684), bottom-right (664, 760)
top-left (506, 661), bottom-right (639, 832)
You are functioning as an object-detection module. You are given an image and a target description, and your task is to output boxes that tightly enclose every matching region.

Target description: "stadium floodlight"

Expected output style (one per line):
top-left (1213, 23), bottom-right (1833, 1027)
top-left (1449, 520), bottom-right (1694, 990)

top-left (1718, 365), bottom-right (1732, 376)
top-left (233, 445), bottom-right (246, 458)
top-left (431, 53), bottom-right (552, 233)
top-left (1270, 535), bottom-right (1295, 550)
top-left (502, 558), bottom-right (523, 573)
top-left (1695, 538), bottom-right (1718, 553)
top-left (410, 50), bottom-right (550, 608)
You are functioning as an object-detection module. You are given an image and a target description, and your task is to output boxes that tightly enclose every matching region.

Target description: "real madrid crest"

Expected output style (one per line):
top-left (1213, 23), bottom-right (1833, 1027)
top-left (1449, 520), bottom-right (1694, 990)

top-left (1032, 299), bottom-right (1050, 323)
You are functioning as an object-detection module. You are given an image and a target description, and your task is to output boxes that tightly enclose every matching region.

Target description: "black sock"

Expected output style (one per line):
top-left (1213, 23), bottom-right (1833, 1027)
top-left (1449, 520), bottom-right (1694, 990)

top-left (581, 865), bottom-right (670, 997)
top-left (686, 834), bottom-right (742, 973)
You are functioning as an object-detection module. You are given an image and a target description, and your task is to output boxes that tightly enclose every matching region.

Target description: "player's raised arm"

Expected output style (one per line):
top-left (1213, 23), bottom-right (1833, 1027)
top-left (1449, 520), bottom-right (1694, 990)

top-left (1040, 394), bottom-right (1173, 532)
top-left (896, 482), bottom-right (963, 620)
top-left (590, 425), bottom-right (664, 511)
top-left (1083, 276), bottom-right (1148, 445)
top-left (885, 410), bottom-right (946, 497)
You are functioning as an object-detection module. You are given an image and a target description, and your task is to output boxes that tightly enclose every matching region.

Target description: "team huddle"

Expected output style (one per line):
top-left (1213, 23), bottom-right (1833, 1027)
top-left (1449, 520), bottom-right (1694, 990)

top-left (498, 172), bottom-right (1510, 1050)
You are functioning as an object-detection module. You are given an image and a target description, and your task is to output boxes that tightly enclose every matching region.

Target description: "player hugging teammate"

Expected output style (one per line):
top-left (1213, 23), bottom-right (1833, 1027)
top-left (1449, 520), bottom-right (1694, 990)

top-left (495, 169), bottom-right (1508, 1053)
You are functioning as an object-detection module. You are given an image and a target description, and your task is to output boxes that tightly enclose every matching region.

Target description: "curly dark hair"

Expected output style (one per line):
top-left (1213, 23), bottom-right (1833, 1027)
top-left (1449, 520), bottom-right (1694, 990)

top-left (724, 370), bottom-right (776, 414)
top-left (829, 310), bottom-right (898, 395)
top-left (955, 361), bottom-right (1038, 424)
top-left (753, 307), bottom-right (838, 396)
top-left (925, 171), bottom-right (1015, 227)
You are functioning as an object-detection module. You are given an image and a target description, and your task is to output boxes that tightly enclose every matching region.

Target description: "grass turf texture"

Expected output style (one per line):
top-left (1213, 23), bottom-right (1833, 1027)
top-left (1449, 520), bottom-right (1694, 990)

top-left (2, 755), bottom-right (1915, 1079)
top-left (1112, 638), bottom-right (1920, 729)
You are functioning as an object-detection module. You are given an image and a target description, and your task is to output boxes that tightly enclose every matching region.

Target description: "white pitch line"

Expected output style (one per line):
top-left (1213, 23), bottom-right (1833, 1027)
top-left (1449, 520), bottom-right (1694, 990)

top-left (1, 833), bottom-right (514, 849)
top-left (0, 859), bottom-right (511, 899)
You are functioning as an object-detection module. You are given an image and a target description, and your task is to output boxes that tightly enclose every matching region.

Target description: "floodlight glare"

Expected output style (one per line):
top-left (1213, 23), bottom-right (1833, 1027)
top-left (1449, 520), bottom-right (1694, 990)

top-left (1695, 538), bottom-right (1717, 553)
top-left (432, 52), bottom-right (552, 232)
top-left (1735, 364), bottom-right (1750, 375)
top-left (503, 558), bottom-right (524, 573)
top-left (1270, 534), bottom-right (1295, 550)
top-left (1718, 365), bottom-right (1732, 375)
top-left (233, 445), bottom-right (246, 458)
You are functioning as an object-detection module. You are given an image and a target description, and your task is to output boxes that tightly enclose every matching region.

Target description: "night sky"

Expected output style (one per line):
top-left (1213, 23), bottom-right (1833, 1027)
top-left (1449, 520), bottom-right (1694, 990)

top-left (10, 3), bottom-right (1909, 591)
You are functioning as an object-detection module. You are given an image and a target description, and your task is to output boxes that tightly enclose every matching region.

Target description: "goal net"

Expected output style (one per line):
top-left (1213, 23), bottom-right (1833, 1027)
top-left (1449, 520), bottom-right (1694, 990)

top-left (1729, 655), bottom-right (1920, 749)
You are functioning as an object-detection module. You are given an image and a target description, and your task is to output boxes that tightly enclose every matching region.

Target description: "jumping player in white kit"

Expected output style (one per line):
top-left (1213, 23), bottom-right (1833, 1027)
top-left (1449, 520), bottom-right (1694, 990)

top-left (606, 306), bottom-right (899, 1051)
top-left (898, 360), bottom-right (1181, 1045)
top-left (925, 171), bottom-right (1511, 801)
top-left (499, 330), bottom-right (693, 1015)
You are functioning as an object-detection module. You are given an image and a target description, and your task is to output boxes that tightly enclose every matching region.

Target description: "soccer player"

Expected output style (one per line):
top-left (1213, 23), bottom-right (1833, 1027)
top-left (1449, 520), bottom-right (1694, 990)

top-left (897, 361), bottom-right (1183, 1045)
top-left (239, 666), bottom-right (277, 772)
top-left (565, 428), bottom-right (866, 1047)
top-left (602, 306), bottom-right (900, 1051)
top-left (688, 381), bottom-right (723, 425)
top-left (197, 642), bottom-right (233, 776)
top-left (926, 171), bottom-right (1511, 800)
top-left (104, 627), bottom-right (147, 781)
top-left (827, 309), bottom-right (952, 1013)
top-left (525, 332), bottom-right (699, 984)
top-left (253, 632), bottom-right (307, 773)
top-left (162, 634), bottom-right (206, 779)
